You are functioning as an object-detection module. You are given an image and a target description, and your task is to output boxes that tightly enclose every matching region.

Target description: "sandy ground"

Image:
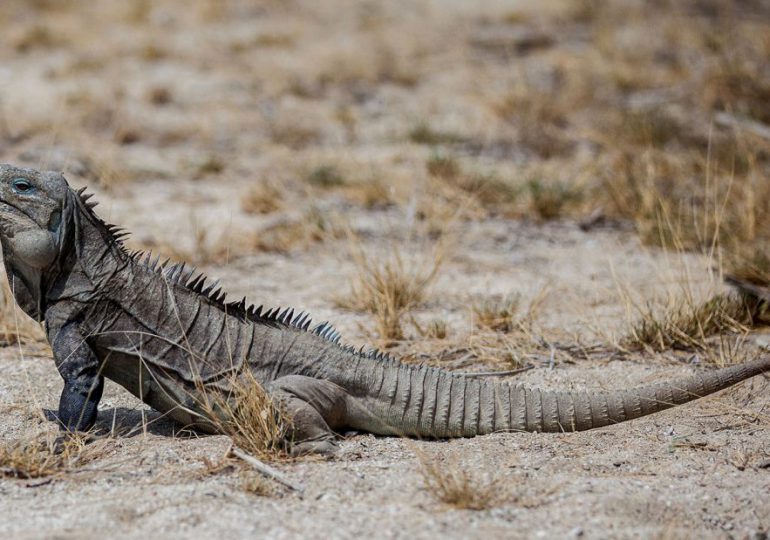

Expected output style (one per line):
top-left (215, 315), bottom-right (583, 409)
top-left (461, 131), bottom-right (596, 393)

top-left (0, 1), bottom-right (769, 538)
top-left (0, 209), bottom-right (768, 539)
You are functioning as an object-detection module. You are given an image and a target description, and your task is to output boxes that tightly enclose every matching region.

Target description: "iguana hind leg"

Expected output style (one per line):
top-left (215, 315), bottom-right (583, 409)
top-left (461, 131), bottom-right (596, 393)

top-left (266, 375), bottom-right (349, 457)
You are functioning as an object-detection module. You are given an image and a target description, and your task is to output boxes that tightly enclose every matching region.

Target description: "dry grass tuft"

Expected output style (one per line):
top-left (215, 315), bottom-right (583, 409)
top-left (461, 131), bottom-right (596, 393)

top-left (336, 244), bottom-right (443, 342)
top-left (254, 206), bottom-right (342, 253)
top-left (462, 333), bottom-right (533, 369)
top-left (194, 155), bottom-right (226, 178)
top-left (472, 294), bottom-right (521, 333)
top-left (426, 154), bottom-right (519, 216)
top-left (269, 121), bottom-right (321, 149)
top-left (11, 24), bottom-right (70, 53)
top-left (144, 205), bottom-right (338, 264)
top-left (462, 174), bottom-right (520, 211)
top-left (305, 165), bottom-right (346, 188)
top-left (464, 325), bottom-right (546, 370)
top-left (345, 178), bottom-right (396, 210)
top-left (414, 318), bottom-right (448, 340)
top-left (600, 138), bottom-right (770, 261)
top-left (526, 178), bottom-right (583, 221)
top-left (203, 371), bottom-right (289, 461)
top-left (418, 454), bottom-right (501, 510)
top-left (412, 180), bottom-right (478, 237)
top-left (142, 216), bottom-right (241, 266)
top-left (492, 87), bottom-right (574, 159)
top-left (623, 293), bottom-right (752, 354)
top-left (0, 433), bottom-right (107, 480)
top-left (146, 86), bottom-right (173, 106)
top-left (138, 43), bottom-right (167, 61)
top-left (426, 154), bottom-right (460, 179)
top-left (241, 181), bottom-right (284, 215)
top-left (451, 290), bottom-right (549, 369)
top-left (409, 123), bottom-right (466, 146)
top-left (254, 221), bottom-right (316, 253)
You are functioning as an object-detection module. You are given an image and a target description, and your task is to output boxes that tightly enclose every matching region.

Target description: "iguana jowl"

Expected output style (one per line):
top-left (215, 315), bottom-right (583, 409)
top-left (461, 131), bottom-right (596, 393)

top-left (0, 164), bottom-right (768, 455)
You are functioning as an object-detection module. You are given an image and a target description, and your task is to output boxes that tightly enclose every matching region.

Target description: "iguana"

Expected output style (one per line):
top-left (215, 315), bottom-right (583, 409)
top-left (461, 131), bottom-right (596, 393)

top-left (0, 164), bottom-right (768, 455)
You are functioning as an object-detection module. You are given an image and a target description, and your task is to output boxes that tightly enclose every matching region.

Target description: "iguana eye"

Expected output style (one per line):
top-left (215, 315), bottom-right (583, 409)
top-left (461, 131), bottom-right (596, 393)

top-left (12, 178), bottom-right (33, 194)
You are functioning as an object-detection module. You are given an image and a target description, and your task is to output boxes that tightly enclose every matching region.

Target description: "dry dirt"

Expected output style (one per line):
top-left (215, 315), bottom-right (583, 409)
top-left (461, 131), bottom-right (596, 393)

top-left (0, 1), bottom-right (769, 539)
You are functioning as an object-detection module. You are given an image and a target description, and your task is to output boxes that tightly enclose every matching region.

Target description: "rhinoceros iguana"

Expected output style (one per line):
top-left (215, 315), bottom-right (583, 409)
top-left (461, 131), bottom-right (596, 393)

top-left (0, 164), bottom-right (767, 455)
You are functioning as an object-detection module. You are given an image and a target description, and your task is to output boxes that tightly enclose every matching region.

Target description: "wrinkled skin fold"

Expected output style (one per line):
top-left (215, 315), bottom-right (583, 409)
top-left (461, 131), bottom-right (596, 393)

top-left (0, 163), bottom-right (768, 456)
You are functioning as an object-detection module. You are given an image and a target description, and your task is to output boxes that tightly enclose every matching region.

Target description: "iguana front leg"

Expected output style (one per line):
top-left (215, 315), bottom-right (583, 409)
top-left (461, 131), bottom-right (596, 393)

top-left (48, 318), bottom-right (104, 432)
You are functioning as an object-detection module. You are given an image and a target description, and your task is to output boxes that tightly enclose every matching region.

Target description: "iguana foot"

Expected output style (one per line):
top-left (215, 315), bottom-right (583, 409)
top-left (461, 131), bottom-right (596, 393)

top-left (52, 430), bottom-right (94, 454)
top-left (289, 439), bottom-right (339, 457)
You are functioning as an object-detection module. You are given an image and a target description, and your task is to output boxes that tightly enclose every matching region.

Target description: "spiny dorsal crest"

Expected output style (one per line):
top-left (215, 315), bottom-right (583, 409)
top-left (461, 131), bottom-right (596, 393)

top-left (77, 186), bottom-right (396, 361)
top-left (75, 187), bottom-right (131, 251)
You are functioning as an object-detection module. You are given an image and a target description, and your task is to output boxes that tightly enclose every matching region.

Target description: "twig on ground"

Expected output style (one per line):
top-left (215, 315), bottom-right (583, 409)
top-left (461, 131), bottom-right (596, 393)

top-left (456, 365), bottom-right (535, 378)
top-left (228, 445), bottom-right (305, 494)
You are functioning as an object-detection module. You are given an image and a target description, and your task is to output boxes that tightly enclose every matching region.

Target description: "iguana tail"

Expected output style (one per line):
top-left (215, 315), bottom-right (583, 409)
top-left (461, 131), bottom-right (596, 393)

top-left (357, 356), bottom-right (770, 437)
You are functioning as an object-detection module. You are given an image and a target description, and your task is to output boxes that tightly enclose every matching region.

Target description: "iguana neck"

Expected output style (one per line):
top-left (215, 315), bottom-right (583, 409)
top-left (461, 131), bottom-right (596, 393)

top-left (43, 191), bottom-right (127, 310)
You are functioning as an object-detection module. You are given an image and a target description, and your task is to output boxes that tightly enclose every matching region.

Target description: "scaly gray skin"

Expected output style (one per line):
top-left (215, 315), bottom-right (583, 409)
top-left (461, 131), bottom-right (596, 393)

top-left (0, 164), bottom-right (769, 455)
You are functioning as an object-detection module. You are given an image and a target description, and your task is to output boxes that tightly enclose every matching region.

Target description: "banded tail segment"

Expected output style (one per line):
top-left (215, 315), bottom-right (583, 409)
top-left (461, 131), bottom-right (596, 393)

top-left (369, 356), bottom-right (770, 437)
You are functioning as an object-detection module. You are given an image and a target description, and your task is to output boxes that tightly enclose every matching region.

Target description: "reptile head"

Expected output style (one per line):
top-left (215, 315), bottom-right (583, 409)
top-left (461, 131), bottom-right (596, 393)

top-left (0, 164), bottom-right (73, 319)
top-left (0, 164), bottom-right (69, 270)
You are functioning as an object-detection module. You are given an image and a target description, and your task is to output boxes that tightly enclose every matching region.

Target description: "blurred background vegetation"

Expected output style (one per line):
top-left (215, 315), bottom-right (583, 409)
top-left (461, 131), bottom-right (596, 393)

top-left (0, 0), bottom-right (768, 279)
